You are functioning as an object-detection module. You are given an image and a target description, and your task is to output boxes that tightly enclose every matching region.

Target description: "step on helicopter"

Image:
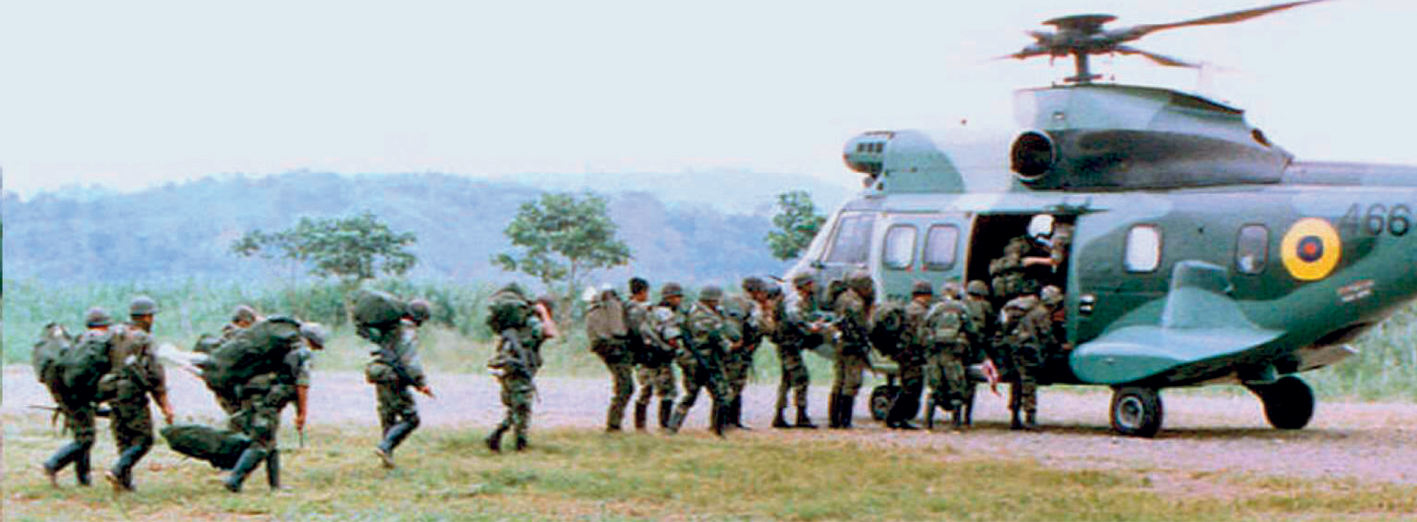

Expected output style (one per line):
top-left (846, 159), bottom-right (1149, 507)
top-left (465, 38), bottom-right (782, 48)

top-left (785, 0), bottom-right (1417, 437)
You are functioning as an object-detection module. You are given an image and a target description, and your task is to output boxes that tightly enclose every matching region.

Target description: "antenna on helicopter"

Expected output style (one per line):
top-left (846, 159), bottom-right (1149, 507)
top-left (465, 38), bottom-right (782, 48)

top-left (999, 1), bottom-right (1330, 84)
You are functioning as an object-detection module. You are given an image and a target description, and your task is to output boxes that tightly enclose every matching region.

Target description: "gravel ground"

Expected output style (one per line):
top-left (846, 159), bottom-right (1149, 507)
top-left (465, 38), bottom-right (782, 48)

top-left (6, 365), bottom-right (1417, 486)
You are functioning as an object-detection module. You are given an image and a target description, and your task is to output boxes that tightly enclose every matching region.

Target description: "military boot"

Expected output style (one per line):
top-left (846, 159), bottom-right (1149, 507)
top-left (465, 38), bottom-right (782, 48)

top-left (826, 395), bottom-right (841, 429)
top-left (1010, 408), bottom-right (1024, 430)
top-left (223, 447), bottom-right (268, 493)
top-left (730, 397), bottom-right (750, 430)
top-left (666, 408), bottom-right (686, 434)
top-left (1024, 409), bottom-right (1037, 430)
top-left (75, 449), bottom-right (92, 487)
top-left (485, 426), bottom-right (507, 453)
top-left (795, 407), bottom-right (818, 429)
top-left (709, 405), bottom-right (726, 438)
top-left (658, 400), bottom-right (674, 430)
top-left (633, 402), bottom-right (649, 431)
top-left (952, 407), bottom-right (965, 429)
top-left (513, 435), bottom-right (528, 452)
top-left (772, 408), bottom-right (791, 429)
top-left (43, 442), bottom-right (82, 487)
top-left (376, 420), bottom-right (418, 467)
top-left (266, 450), bottom-right (283, 490)
top-left (106, 445), bottom-right (148, 493)
top-left (840, 395), bottom-right (855, 429)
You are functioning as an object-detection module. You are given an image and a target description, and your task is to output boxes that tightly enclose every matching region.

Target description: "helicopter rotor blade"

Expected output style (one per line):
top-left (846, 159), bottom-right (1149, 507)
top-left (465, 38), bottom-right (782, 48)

top-left (1114, 46), bottom-right (1200, 68)
top-left (1123, 0), bottom-right (1331, 40)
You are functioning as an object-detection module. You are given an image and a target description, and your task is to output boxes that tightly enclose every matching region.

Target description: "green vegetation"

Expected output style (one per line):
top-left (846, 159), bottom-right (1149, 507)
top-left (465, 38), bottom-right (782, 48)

top-left (231, 210), bottom-right (419, 285)
top-left (5, 420), bottom-right (1415, 521)
top-left (494, 192), bottom-right (633, 307)
top-left (766, 189), bottom-right (827, 261)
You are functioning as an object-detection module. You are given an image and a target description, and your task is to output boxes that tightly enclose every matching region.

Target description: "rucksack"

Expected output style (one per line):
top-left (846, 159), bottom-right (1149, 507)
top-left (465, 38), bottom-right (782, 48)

top-left (586, 290), bottom-right (629, 345)
top-left (160, 424), bottom-right (252, 470)
top-left (197, 317), bottom-right (301, 396)
top-left (486, 287), bottom-right (533, 333)
top-left (351, 290), bottom-right (408, 330)
top-left (869, 302), bottom-right (906, 358)
top-left (32, 323), bottom-right (74, 406)
top-left (52, 329), bottom-right (116, 407)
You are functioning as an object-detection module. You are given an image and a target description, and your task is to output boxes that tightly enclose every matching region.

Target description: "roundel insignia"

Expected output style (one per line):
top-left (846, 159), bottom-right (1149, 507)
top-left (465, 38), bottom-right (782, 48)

top-left (1281, 217), bottom-right (1341, 281)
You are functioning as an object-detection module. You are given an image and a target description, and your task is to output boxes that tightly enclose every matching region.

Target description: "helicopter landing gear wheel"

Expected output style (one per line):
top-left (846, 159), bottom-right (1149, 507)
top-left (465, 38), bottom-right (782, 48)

top-left (1110, 386), bottom-right (1163, 438)
top-left (869, 385), bottom-right (898, 422)
top-left (1249, 376), bottom-right (1315, 430)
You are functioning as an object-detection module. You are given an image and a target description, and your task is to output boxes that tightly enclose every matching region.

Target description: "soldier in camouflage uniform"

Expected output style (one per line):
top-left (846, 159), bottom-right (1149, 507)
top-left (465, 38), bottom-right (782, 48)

top-left (101, 296), bottom-right (176, 492)
top-left (590, 287), bottom-right (635, 432)
top-left (369, 299), bottom-right (435, 468)
top-left (666, 286), bottom-right (732, 436)
top-left (923, 284), bottom-right (976, 429)
top-left (222, 305), bottom-right (260, 340)
top-left (1000, 292), bottom-right (1044, 430)
top-left (224, 321), bottom-right (326, 492)
top-left (209, 305), bottom-right (262, 417)
top-left (990, 237), bottom-right (1033, 304)
top-left (829, 271), bottom-right (874, 430)
top-left (486, 288), bottom-right (558, 452)
top-left (772, 273), bottom-right (820, 429)
top-left (635, 282), bottom-right (682, 431)
top-left (40, 307), bottom-right (112, 488)
top-left (957, 280), bottom-right (996, 424)
top-left (721, 277), bottom-right (772, 430)
top-left (886, 281), bottom-right (934, 430)
top-left (1010, 285), bottom-right (1065, 430)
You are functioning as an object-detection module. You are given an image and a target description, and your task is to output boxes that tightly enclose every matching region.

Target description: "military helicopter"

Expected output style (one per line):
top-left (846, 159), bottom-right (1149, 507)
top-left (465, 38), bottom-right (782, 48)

top-left (785, 0), bottom-right (1417, 437)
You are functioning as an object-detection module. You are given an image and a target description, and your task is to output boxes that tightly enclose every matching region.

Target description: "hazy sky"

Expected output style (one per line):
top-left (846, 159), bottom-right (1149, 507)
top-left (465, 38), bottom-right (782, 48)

top-left (4, 0), bottom-right (1416, 199)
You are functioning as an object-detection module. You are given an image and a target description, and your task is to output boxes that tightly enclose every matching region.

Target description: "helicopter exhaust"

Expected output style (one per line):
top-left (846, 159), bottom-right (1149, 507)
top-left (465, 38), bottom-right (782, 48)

top-left (1010, 130), bottom-right (1057, 181)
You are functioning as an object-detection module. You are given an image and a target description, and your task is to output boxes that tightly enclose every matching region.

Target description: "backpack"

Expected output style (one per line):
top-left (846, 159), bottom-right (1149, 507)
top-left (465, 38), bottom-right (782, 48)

top-left (869, 302), bottom-right (906, 358)
top-left (197, 317), bottom-right (302, 396)
top-left (51, 329), bottom-right (116, 407)
top-left (160, 424), bottom-right (252, 470)
top-left (586, 290), bottom-right (628, 345)
top-left (486, 287), bottom-right (532, 333)
top-left (926, 302), bottom-right (967, 346)
top-left (351, 290), bottom-right (408, 330)
top-left (32, 324), bottom-right (74, 406)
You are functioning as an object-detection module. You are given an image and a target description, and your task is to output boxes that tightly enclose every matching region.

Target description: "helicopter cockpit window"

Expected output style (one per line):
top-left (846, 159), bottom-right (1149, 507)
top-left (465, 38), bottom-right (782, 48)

top-left (1236, 224), bottom-right (1269, 275)
top-left (1125, 225), bottom-right (1162, 273)
top-left (824, 212), bottom-right (876, 266)
top-left (883, 225), bottom-right (917, 270)
top-left (923, 224), bottom-right (959, 271)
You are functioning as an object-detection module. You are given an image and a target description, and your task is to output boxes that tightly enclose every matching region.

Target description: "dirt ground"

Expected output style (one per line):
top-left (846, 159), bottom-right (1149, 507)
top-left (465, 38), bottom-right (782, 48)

top-left (5, 365), bottom-right (1417, 486)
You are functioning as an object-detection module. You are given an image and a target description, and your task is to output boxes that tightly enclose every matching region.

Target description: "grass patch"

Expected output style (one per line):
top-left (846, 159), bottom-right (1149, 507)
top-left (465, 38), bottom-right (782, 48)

top-left (5, 414), bottom-right (1416, 521)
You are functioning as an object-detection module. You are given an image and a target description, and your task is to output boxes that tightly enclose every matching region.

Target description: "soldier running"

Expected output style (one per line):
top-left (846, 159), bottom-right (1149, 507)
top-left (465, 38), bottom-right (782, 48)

top-left (39, 308), bottom-right (112, 488)
top-left (486, 288), bottom-right (558, 452)
top-left (223, 320), bottom-right (325, 492)
top-left (368, 299), bottom-right (435, 468)
top-left (101, 296), bottom-right (176, 492)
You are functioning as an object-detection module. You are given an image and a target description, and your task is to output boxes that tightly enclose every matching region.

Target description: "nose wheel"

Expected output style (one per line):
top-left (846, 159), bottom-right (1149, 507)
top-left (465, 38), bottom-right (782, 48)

top-left (1109, 386), bottom-right (1163, 437)
top-left (1247, 375), bottom-right (1315, 430)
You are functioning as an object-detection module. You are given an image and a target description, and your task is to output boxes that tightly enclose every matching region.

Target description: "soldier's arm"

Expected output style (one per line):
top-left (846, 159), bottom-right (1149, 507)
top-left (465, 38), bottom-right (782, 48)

top-left (140, 338), bottom-right (175, 424)
top-left (396, 328), bottom-right (432, 393)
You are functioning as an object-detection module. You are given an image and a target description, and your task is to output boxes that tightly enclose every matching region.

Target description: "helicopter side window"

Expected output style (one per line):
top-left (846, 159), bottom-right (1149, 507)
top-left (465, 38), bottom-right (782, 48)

top-left (824, 212), bottom-right (876, 266)
top-left (883, 225), bottom-right (917, 270)
top-left (1125, 225), bottom-right (1162, 273)
top-left (1236, 224), bottom-right (1269, 275)
top-left (922, 224), bottom-right (959, 271)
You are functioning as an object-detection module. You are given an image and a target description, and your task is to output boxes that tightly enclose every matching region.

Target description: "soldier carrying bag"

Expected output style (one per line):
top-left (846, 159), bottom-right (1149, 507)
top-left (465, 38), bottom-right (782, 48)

top-left (160, 424), bottom-right (252, 470)
top-left (197, 317), bottom-right (302, 398)
top-left (585, 289), bottom-right (629, 356)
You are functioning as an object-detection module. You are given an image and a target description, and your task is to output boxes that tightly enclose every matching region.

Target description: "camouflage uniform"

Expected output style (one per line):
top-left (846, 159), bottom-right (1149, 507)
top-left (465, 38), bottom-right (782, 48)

top-left (591, 293), bottom-right (635, 432)
top-left (487, 312), bottom-right (546, 452)
top-left (886, 288), bottom-right (932, 429)
top-left (632, 297), bottom-right (679, 430)
top-left (667, 291), bottom-right (732, 435)
top-left (102, 319), bottom-right (168, 492)
top-left (990, 237), bottom-right (1033, 303)
top-left (41, 316), bottom-right (109, 488)
top-left (1001, 295), bottom-right (1044, 429)
top-left (721, 294), bottom-right (765, 429)
top-left (923, 296), bottom-right (976, 428)
top-left (829, 276), bottom-right (873, 429)
top-left (224, 324), bottom-right (317, 492)
top-left (773, 282), bottom-right (818, 428)
top-left (367, 319), bottom-right (428, 460)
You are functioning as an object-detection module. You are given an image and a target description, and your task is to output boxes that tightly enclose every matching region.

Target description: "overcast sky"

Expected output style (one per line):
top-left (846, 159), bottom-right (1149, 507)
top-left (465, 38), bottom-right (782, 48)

top-left (4, 0), bottom-right (1415, 199)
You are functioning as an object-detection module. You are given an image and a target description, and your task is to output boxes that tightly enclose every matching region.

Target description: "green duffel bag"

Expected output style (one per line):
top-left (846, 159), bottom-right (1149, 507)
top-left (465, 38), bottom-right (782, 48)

top-left (161, 424), bottom-right (252, 470)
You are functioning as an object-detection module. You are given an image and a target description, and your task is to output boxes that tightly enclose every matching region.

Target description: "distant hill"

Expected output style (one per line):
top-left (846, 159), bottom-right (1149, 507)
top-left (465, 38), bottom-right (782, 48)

top-left (503, 170), bottom-right (855, 216)
top-left (2, 171), bottom-right (848, 287)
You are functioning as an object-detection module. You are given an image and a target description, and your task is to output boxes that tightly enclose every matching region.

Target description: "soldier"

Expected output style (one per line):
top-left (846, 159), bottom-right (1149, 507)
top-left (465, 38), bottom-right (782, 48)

top-left (39, 307), bottom-right (110, 488)
top-left (210, 305), bottom-right (262, 416)
top-left (922, 283), bottom-right (976, 429)
top-left (102, 296), bottom-right (176, 492)
top-left (829, 271), bottom-right (874, 429)
top-left (369, 299), bottom-right (435, 468)
top-left (1017, 285), bottom-right (1066, 430)
top-left (1000, 293), bottom-right (1043, 430)
top-left (1022, 215), bottom-right (1072, 279)
top-left (223, 321), bottom-right (326, 492)
top-left (222, 305), bottom-right (260, 340)
top-left (722, 277), bottom-right (773, 430)
top-left (990, 237), bottom-right (1033, 303)
top-left (772, 273), bottom-right (820, 429)
top-left (634, 281), bottom-right (681, 431)
top-left (589, 287), bottom-right (634, 432)
top-left (886, 281), bottom-right (934, 430)
top-left (666, 286), bottom-right (732, 436)
top-left (486, 289), bottom-right (558, 452)
top-left (958, 280), bottom-right (997, 422)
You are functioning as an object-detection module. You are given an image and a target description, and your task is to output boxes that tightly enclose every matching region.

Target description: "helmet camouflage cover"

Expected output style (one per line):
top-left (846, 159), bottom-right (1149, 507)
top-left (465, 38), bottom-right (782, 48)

top-left (130, 295), bottom-right (160, 316)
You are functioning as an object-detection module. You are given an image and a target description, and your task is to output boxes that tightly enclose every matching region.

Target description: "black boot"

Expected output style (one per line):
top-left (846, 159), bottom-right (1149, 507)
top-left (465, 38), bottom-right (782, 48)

top-left (659, 400), bottom-right (674, 430)
top-left (841, 395), bottom-right (855, 429)
top-left (731, 397), bottom-right (750, 430)
top-left (43, 442), bottom-right (84, 487)
top-left (827, 394), bottom-right (841, 429)
top-left (1010, 408), bottom-right (1023, 430)
top-left (666, 409), bottom-right (685, 434)
top-left (75, 449), bottom-right (92, 487)
top-left (1024, 409), bottom-right (1037, 430)
top-left (795, 407), bottom-right (818, 429)
top-left (634, 402), bottom-right (649, 431)
top-left (772, 408), bottom-right (791, 429)
top-left (514, 435), bottom-right (528, 452)
top-left (376, 420), bottom-right (419, 467)
top-left (485, 426), bottom-right (506, 453)
top-left (709, 404), bottom-right (726, 438)
top-left (924, 397), bottom-right (937, 430)
top-left (106, 444), bottom-right (148, 493)
top-left (266, 450), bottom-right (282, 490)
top-left (952, 407), bottom-right (965, 429)
top-left (223, 447), bottom-right (268, 493)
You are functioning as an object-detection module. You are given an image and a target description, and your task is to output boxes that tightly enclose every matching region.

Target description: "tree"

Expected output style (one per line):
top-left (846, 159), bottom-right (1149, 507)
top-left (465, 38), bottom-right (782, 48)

top-left (231, 210), bottom-right (418, 285)
top-left (494, 192), bottom-right (632, 300)
top-left (766, 190), bottom-right (827, 260)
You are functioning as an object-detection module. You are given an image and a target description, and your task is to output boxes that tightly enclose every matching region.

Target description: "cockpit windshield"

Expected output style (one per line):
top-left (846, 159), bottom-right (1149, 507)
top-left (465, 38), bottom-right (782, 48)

top-left (824, 212), bottom-right (876, 266)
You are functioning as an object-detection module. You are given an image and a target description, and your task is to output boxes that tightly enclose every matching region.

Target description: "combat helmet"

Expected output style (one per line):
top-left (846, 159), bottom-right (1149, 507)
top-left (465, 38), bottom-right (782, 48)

top-left (967, 280), bottom-right (990, 297)
top-left (741, 276), bottom-right (767, 294)
top-left (911, 280), bottom-right (934, 296)
top-left (661, 282), bottom-right (684, 299)
top-left (792, 272), bottom-right (815, 290)
top-left (231, 305), bottom-right (258, 324)
top-left (130, 295), bottom-right (160, 316)
top-left (699, 285), bottom-right (724, 302)
top-left (85, 307), bottom-right (112, 327)
top-left (300, 322), bottom-right (329, 349)
top-left (941, 281), bottom-right (964, 300)
top-left (408, 299), bottom-right (433, 323)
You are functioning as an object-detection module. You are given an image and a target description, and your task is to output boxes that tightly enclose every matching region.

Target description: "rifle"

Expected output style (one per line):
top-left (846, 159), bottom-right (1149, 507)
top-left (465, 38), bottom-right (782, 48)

top-left (495, 329), bottom-right (537, 379)
top-left (372, 326), bottom-right (420, 388)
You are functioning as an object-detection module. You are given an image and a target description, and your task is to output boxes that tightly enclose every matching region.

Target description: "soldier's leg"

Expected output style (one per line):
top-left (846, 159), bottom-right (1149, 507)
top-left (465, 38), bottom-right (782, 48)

top-left (942, 354), bottom-right (967, 428)
top-left (377, 385), bottom-right (421, 458)
top-left (668, 364), bottom-right (702, 433)
top-left (606, 360), bottom-right (634, 431)
top-left (654, 365), bottom-right (677, 429)
top-left (889, 363), bottom-right (924, 429)
top-left (1019, 363), bottom-right (1039, 428)
top-left (840, 355), bottom-right (866, 428)
top-left (633, 366), bottom-right (653, 430)
top-left (107, 397), bottom-right (154, 492)
top-left (512, 379), bottom-right (534, 451)
top-left (487, 380), bottom-right (515, 453)
top-left (227, 401), bottom-right (278, 492)
top-left (43, 404), bottom-right (97, 487)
